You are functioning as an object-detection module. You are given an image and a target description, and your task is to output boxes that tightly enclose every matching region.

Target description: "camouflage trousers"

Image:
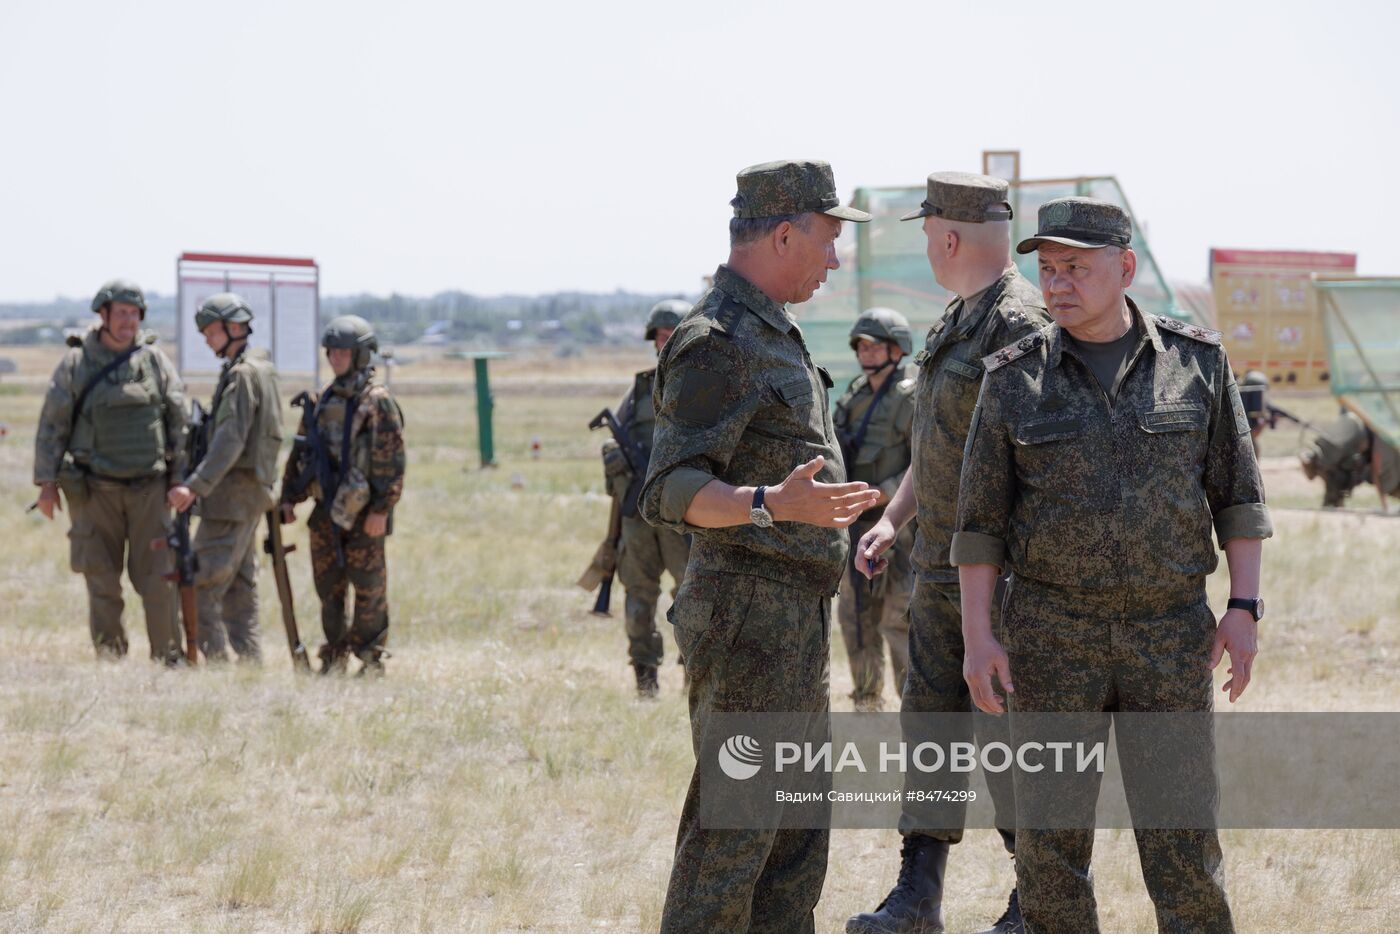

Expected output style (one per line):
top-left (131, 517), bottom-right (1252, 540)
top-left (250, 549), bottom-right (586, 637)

top-left (309, 506), bottom-right (388, 660)
top-left (1004, 577), bottom-right (1232, 934)
top-left (66, 475), bottom-right (181, 661)
top-left (194, 515), bottom-right (262, 662)
top-left (836, 518), bottom-right (913, 709)
top-left (617, 514), bottom-right (689, 667)
top-left (898, 576), bottom-right (1016, 851)
top-left (661, 570), bottom-right (830, 934)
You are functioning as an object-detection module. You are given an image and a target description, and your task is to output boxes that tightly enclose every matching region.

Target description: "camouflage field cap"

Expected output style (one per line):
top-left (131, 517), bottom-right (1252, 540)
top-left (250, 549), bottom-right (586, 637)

top-left (1016, 196), bottom-right (1132, 254)
top-left (731, 159), bottom-right (871, 222)
top-left (900, 171), bottom-right (1013, 223)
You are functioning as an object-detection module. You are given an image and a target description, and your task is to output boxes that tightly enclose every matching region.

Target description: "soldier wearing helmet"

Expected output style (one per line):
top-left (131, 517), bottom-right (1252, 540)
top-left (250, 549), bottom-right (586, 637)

top-left (279, 315), bottom-right (405, 676)
top-left (832, 307), bottom-right (917, 712)
top-left (32, 278), bottom-right (189, 662)
top-left (167, 292), bottom-right (283, 662)
top-left (601, 298), bottom-right (692, 697)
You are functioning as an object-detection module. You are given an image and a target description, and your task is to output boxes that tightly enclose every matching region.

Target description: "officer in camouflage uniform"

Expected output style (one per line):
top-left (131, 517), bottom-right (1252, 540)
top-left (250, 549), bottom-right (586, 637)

top-left (833, 308), bottom-right (916, 712)
top-left (280, 315), bottom-right (405, 676)
top-left (167, 293), bottom-right (282, 663)
top-left (849, 173), bottom-right (1048, 934)
top-left (605, 299), bottom-right (692, 697)
top-left (640, 159), bottom-right (876, 933)
top-left (954, 198), bottom-right (1271, 933)
top-left (33, 279), bottom-right (188, 661)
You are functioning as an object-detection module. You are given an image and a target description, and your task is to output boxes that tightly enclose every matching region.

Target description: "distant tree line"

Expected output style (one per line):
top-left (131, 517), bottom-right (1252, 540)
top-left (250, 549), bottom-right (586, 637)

top-left (0, 289), bottom-right (695, 347)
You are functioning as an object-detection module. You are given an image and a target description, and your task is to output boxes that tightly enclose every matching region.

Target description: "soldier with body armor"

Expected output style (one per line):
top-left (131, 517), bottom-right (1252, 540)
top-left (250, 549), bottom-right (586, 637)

top-left (279, 315), bottom-right (405, 676)
top-left (167, 293), bottom-right (283, 663)
top-left (33, 279), bottom-right (188, 661)
top-left (833, 308), bottom-right (916, 711)
top-left (603, 299), bottom-right (692, 697)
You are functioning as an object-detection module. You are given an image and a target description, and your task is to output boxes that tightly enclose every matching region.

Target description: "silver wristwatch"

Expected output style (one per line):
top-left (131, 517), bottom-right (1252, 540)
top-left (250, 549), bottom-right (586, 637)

top-left (750, 486), bottom-right (774, 528)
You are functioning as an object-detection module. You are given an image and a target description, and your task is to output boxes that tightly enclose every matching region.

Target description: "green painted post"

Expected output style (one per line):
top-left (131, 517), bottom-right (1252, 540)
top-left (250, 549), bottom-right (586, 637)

top-left (475, 357), bottom-right (496, 467)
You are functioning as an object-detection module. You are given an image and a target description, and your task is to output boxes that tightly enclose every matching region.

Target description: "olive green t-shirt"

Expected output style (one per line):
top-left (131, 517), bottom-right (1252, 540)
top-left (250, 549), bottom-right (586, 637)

top-left (1067, 323), bottom-right (1139, 401)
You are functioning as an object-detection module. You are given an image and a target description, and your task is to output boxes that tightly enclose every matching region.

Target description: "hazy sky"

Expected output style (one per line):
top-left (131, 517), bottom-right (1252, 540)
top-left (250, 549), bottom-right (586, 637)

top-left (2, 0), bottom-right (1395, 302)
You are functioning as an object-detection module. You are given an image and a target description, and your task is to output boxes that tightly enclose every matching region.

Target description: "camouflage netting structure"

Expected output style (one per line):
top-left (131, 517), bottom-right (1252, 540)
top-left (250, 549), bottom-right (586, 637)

top-left (1316, 276), bottom-right (1400, 446)
top-left (803, 176), bottom-right (1185, 384)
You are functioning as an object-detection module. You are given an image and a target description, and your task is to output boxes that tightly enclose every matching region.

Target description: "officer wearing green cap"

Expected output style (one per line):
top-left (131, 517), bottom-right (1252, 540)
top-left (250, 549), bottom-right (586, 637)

top-left (167, 292), bottom-right (283, 662)
top-left (33, 278), bottom-right (188, 661)
top-left (832, 308), bottom-right (916, 712)
top-left (954, 196), bottom-right (1270, 932)
top-left (848, 173), bottom-right (1047, 934)
top-left (602, 298), bottom-right (692, 697)
top-left (640, 158), bottom-right (876, 932)
top-left (279, 315), bottom-right (405, 676)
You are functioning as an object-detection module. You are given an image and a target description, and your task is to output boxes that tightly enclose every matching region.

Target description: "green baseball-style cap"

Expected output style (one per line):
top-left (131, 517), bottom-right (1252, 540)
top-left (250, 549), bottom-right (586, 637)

top-left (1016, 196), bottom-right (1132, 254)
top-left (900, 171), bottom-right (1013, 223)
top-left (731, 159), bottom-right (871, 222)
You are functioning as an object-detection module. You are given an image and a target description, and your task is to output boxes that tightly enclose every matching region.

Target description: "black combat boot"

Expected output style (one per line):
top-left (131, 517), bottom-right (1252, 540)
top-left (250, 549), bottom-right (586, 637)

top-left (633, 663), bottom-right (659, 699)
top-left (971, 887), bottom-right (1023, 934)
top-left (846, 835), bottom-right (949, 934)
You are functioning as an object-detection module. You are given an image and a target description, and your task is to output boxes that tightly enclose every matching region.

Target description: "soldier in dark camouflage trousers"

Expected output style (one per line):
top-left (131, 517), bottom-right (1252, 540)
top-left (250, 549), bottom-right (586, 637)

top-left (280, 316), bottom-right (405, 676)
top-left (954, 198), bottom-right (1271, 934)
top-left (641, 159), bottom-right (875, 933)
top-left (849, 173), bottom-right (1047, 934)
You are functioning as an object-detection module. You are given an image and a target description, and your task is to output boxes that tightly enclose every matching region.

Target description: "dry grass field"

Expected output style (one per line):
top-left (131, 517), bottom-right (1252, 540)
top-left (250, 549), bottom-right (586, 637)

top-left (0, 343), bottom-right (1396, 932)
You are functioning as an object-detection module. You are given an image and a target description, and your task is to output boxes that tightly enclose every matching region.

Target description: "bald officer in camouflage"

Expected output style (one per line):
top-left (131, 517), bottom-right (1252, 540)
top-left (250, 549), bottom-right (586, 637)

top-left (167, 293), bottom-right (283, 663)
top-left (954, 198), bottom-right (1271, 933)
top-left (606, 299), bottom-right (692, 697)
top-left (640, 159), bottom-right (877, 933)
top-left (849, 173), bottom-right (1048, 934)
top-left (833, 308), bottom-right (916, 712)
top-left (33, 279), bottom-right (188, 662)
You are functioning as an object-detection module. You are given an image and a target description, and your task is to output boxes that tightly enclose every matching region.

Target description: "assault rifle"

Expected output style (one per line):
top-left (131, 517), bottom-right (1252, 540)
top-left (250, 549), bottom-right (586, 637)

top-left (264, 510), bottom-right (311, 672)
top-left (154, 400), bottom-right (205, 664)
top-left (576, 408), bottom-right (645, 616)
top-left (286, 390), bottom-right (347, 567)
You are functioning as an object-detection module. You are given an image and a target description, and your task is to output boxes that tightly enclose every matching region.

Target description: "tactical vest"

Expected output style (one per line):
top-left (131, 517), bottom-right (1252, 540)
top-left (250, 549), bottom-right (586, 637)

top-left (833, 369), bottom-right (913, 488)
top-left (68, 343), bottom-right (168, 479)
top-left (623, 369), bottom-right (658, 459)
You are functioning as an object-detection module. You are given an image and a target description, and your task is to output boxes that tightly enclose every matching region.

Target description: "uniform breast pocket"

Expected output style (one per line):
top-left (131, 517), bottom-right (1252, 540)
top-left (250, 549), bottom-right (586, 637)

top-left (1138, 404), bottom-right (1209, 467)
top-left (764, 372), bottom-right (817, 432)
top-left (1012, 417), bottom-right (1088, 488)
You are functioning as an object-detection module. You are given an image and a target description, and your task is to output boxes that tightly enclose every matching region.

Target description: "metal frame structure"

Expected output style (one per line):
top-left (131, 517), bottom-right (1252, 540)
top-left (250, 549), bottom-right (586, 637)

top-left (175, 252), bottom-right (320, 382)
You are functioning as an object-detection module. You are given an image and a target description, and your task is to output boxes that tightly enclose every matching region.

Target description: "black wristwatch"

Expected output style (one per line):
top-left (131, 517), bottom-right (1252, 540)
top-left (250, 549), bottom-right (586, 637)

top-left (1227, 597), bottom-right (1265, 621)
top-left (749, 486), bottom-right (774, 528)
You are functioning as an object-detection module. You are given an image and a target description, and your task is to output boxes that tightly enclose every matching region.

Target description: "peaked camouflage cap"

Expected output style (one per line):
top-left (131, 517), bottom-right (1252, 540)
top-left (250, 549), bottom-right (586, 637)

top-left (1016, 196), bottom-right (1132, 254)
top-left (731, 159), bottom-right (871, 222)
top-left (900, 171), bottom-right (1013, 223)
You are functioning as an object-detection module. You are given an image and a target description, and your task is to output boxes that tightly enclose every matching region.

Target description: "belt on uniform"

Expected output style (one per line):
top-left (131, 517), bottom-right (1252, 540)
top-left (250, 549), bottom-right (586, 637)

top-left (87, 471), bottom-right (163, 486)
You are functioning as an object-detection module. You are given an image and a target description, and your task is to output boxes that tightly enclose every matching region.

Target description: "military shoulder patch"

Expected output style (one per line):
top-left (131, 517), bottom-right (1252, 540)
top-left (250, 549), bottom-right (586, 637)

top-left (982, 332), bottom-right (1046, 372)
top-left (709, 297), bottom-right (746, 339)
top-left (674, 367), bottom-right (727, 427)
top-left (1154, 315), bottom-right (1222, 345)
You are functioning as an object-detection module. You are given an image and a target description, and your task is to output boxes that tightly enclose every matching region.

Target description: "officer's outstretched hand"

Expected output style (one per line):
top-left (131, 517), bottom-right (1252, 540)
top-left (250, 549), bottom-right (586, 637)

top-left (767, 456), bottom-right (879, 528)
top-left (36, 483), bottom-right (61, 521)
top-left (1210, 608), bottom-right (1258, 703)
top-left (964, 634), bottom-right (1014, 715)
top-left (855, 518), bottom-right (896, 579)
